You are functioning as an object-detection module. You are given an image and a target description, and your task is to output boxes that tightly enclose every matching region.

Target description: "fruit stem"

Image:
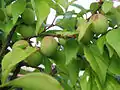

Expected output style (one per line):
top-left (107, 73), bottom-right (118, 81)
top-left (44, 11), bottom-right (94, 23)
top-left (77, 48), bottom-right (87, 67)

top-left (99, 0), bottom-right (103, 4)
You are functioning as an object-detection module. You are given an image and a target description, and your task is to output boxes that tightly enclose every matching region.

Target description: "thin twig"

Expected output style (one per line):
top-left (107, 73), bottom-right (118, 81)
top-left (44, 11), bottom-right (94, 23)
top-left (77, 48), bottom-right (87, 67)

top-left (45, 16), bottom-right (57, 30)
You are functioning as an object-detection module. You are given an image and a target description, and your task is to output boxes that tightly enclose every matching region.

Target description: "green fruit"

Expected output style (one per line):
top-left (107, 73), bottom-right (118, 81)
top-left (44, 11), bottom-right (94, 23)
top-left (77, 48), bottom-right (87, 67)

top-left (12, 40), bottom-right (29, 49)
top-left (6, 4), bottom-right (12, 17)
top-left (25, 51), bottom-right (42, 66)
top-left (0, 9), bottom-right (6, 22)
top-left (58, 38), bottom-right (66, 45)
top-left (22, 8), bottom-right (35, 25)
top-left (90, 14), bottom-right (108, 34)
top-left (41, 36), bottom-right (58, 57)
top-left (17, 25), bottom-right (35, 38)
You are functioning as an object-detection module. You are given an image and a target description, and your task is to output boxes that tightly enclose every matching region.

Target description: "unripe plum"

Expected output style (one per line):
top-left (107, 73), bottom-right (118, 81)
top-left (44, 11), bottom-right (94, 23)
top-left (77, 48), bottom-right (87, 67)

top-left (17, 25), bottom-right (35, 38)
top-left (22, 8), bottom-right (35, 25)
top-left (25, 51), bottom-right (42, 66)
top-left (41, 36), bottom-right (58, 57)
top-left (90, 14), bottom-right (108, 34)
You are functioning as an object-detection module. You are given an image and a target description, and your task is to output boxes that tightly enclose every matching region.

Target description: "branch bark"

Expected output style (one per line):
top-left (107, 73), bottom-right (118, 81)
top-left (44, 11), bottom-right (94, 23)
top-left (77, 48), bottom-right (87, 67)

top-left (0, 26), bottom-right (17, 60)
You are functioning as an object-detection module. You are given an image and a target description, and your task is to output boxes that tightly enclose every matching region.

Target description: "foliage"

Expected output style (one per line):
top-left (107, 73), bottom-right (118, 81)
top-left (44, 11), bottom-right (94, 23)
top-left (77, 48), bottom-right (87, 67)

top-left (0, 0), bottom-right (120, 90)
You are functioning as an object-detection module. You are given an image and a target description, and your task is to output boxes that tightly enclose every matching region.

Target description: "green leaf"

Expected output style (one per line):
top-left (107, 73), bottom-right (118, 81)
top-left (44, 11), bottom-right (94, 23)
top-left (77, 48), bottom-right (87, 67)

top-left (64, 39), bottom-right (79, 65)
top-left (55, 30), bottom-right (78, 36)
top-left (102, 1), bottom-right (113, 13)
top-left (66, 58), bottom-right (79, 85)
top-left (48, 1), bottom-right (64, 15)
top-left (56, 17), bottom-right (77, 31)
top-left (12, 0), bottom-right (26, 24)
top-left (84, 45), bottom-right (109, 84)
top-left (106, 29), bottom-right (120, 57)
top-left (57, 0), bottom-right (68, 9)
top-left (90, 2), bottom-right (99, 14)
top-left (97, 34), bottom-right (114, 58)
top-left (80, 69), bottom-right (91, 90)
top-left (77, 18), bottom-right (92, 42)
top-left (51, 50), bottom-right (66, 66)
top-left (106, 8), bottom-right (120, 26)
top-left (42, 56), bottom-right (52, 73)
top-left (34, 0), bottom-right (50, 34)
top-left (4, 73), bottom-right (64, 90)
top-left (0, 0), bottom-right (4, 8)
top-left (4, 20), bottom-right (14, 36)
top-left (97, 35), bottom-right (106, 55)
top-left (108, 54), bottom-right (120, 75)
top-left (80, 69), bottom-right (100, 90)
top-left (104, 75), bottom-right (120, 90)
top-left (71, 4), bottom-right (87, 14)
top-left (1, 47), bottom-right (36, 84)
top-left (60, 78), bottom-right (72, 90)
top-left (0, 22), bottom-right (5, 31)
top-left (106, 43), bottom-right (114, 58)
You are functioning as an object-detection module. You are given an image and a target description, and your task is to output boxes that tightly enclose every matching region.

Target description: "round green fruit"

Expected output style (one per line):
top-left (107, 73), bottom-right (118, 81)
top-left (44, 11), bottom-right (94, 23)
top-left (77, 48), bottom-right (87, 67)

top-left (6, 4), bottom-right (12, 17)
top-left (12, 40), bottom-right (29, 49)
top-left (22, 8), bottom-right (35, 25)
top-left (17, 25), bottom-right (35, 38)
top-left (25, 51), bottom-right (42, 66)
top-left (0, 9), bottom-right (6, 22)
top-left (90, 14), bottom-right (108, 34)
top-left (41, 36), bottom-right (58, 57)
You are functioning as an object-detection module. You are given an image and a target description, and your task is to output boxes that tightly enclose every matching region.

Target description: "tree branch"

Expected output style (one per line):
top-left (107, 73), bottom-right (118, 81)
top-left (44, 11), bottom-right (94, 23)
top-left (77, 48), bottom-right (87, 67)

top-left (45, 16), bottom-right (57, 30)
top-left (10, 62), bottom-right (23, 80)
top-left (0, 26), bottom-right (17, 60)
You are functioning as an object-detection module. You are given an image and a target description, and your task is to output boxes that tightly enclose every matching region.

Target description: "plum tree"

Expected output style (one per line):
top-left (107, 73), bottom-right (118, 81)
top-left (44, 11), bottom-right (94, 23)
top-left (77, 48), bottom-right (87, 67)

top-left (25, 51), bottom-right (42, 66)
top-left (12, 40), bottom-right (29, 49)
top-left (90, 14), bottom-right (108, 34)
top-left (41, 36), bottom-right (58, 57)
top-left (17, 24), bottom-right (35, 38)
top-left (22, 8), bottom-right (35, 25)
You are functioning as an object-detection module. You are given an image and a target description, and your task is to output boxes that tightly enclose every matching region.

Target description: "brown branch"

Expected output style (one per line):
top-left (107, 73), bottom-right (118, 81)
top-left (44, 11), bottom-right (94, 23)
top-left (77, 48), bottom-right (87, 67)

top-left (0, 26), bottom-right (17, 61)
top-left (10, 62), bottom-right (23, 80)
top-left (44, 16), bottom-right (57, 31)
